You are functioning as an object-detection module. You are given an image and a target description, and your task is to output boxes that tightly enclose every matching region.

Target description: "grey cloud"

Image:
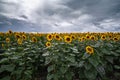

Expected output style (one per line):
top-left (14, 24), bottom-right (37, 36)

top-left (0, 0), bottom-right (120, 32)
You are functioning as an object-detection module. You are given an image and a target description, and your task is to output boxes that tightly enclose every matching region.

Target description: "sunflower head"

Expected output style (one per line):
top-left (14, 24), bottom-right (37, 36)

top-left (6, 38), bottom-right (10, 43)
top-left (15, 34), bottom-right (21, 39)
top-left (46, 42), bottom-right (51, 47)
top-left (47, 34), bottom-right (53, 41)
top-left (81, 37), bottom-right (86, 41)
top-left (32, 37), bottom-right (37, 43)
top-left (54, 34), bottom-right (61, 41)
top-left (78, 38), bottom-right (82, 42)
top-left (64, 36), bottom-right (72, 43)
top-left (22, 35), bottom-right (27, 40)
top-left (71, 35), bottom-right (76, 40)
top-left (8, 30), bottom-right (13, 35)
top-left (101, 35), bottom-right (106, 40)
top-left (86, 34), bottom-right (90, 40)
top-left (90, 35), bottom-right (95, 40)
top-left (113, 37), bottom-right (119, 41)
top-left (86, 46), bottom-right (94, 54)
top-left (17, 38), bottom-right (23, 45)
top-left (2, 43), bottom-right (4, 47)
top-left (108, 34), bottom-right (113, 38)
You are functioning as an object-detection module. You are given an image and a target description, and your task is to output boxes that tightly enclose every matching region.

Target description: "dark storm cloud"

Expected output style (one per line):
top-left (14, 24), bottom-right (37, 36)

top-left (0, 0), bottom-right (120, 32)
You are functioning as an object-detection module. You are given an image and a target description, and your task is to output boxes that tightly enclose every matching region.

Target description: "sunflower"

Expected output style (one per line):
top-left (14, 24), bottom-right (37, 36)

top-left (2, 44), bottom-right (4, 47)
top-left (86, 46), bottom-right (94, 54)
top-left (101, 35), bottom-right (106, 40)
top-left (6, 38), bottom-right (10, 43)
top-left (17, 38), bottom-right (23, 45)
top-left (15, 34), bottom-right (21, 39)
top-left (22, 35), bottom-right (27, 40)
top-left (64, 36), bottom-right (72, 43)
top-left (70, 35), bottom-right (76, 40)
top-left (46, 42), bottom-right (51, 47)
top-left (90, 35), bottom-right (95, 40)
top-left (113, 37), bottom-right (119, 41)
top-left (54, 34), bottom-right (61, 41)
top-left (32, 37), bottom-right (37, 43)
top-left (108, 34), bottom-right (113, 38)
top-left (8, 30), bottom-right (13, 35)
top-left (86, 34), bottom-right (90, 40)
top-left (47, 34), bottom-right (53, 41)
top-left (81, 37), bottom-right (86, 41)
top-left (78, 38), bottom-right (82, 42)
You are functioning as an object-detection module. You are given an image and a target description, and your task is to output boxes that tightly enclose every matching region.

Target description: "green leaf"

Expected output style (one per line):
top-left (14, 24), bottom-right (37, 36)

top-left (105, 56), bottom-right (113, 64)
top-left (47, 74), bottom-right (54, 80)
top-left (110, 51), bottom-right (119, 56)
top-left (116, 50), bottom-right (120, 53)
top-left (84, 67), bottom-right (97, 80)
top-left (114, 65), bottom-right (120, 69)
top-left (47, 65), bottom-right (55, 72)
top-left (79, 70), bottom-right (86, 78)
top-left (82, 52), bottom-right (90, 59)
top-left (88, 55), bottom-right (99, 67)
top-left (94, 41), bottom-right (101, 48)
top-left (78, 61), bottom-right (85, 67)
top-left (102, 48), bottom-right (111, 55)
top-left (65, 72), bottom-right (73, 80)
top-left (24, 70), bottom-right (32, 79)
top-left (96, 65), bottom-right (105, 78)
top-left (1, 64), bottom-right (15, 72)
top-left (66, 56), bottom-right (75, 63)
top-left (0, 58), bottom-right (8, 64)
top-left (60, 66), bottom-right (67, 74)
top-left (84, 62), bottom-right (92, 70)
top-left (70, 47), bottom-right (79, 53)
top-left (0, 76), bottom-right (10, 80)
top-left (106, 43), bottom-right (113, 48)
top-left (0, 66), bottom-right (5, 73)
top-left (11, 69), bottom-right (22, 80)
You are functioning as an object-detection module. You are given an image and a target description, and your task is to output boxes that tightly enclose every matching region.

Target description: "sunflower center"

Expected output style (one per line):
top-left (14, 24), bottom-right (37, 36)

top-left (66, 38), bottom-right (70, 41)
top-left (102, 36), bottom-right (105, 38)
top-left (87, 36), bottom-right (89, 38)
top-left (88, 48), bottom-right (92, 52)
top-left (49, 35), bottom-right (52, 39)
top-left (91, 37), bottom-right (94, 40)
top-left (56, 35), bottom-right (59, 38)
top-left (114, 38), bottom-right (118, 40)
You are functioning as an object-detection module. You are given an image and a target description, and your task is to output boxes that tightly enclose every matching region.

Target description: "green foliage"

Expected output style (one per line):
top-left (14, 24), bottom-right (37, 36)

top-left (0, 32), bottom-right (120, 80)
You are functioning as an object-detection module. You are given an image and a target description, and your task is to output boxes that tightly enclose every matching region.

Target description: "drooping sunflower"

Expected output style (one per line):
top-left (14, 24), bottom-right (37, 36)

top-left (47, 34), bottom-right (53, 41)
top-left (15, 34), bottom-right (21, 39)
top-left (8, 30), bottom-right (13, 35)
top-left (86, 46), bottom-right (94, 54)
top-left (32, 37), bottom-right (37, 43)
top-left (46, 42), bottom-right (51, 47)
top-left (101, 35), bottom-right (106, 40)
top-left (22, 35), bottom-right (27, 40)
top-left (64, 36), bottom-right (72, 43)
top-left (6, 38), bottom-right (10, 43)
top-left (17, 38), bottom-right (23, 45)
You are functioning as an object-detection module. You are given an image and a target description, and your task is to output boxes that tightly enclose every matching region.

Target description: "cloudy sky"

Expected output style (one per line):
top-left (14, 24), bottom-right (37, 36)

top-left (0, 0), bottom-right (120, 32)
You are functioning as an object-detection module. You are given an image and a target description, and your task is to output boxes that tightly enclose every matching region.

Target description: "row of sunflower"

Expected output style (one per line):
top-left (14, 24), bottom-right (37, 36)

top-left (0, 30), bottom-right (120, 80)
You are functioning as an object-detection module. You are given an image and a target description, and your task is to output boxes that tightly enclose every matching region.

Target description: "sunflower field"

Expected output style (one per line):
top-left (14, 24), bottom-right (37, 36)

top-left (0, 30), bottom-right (120, 80)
